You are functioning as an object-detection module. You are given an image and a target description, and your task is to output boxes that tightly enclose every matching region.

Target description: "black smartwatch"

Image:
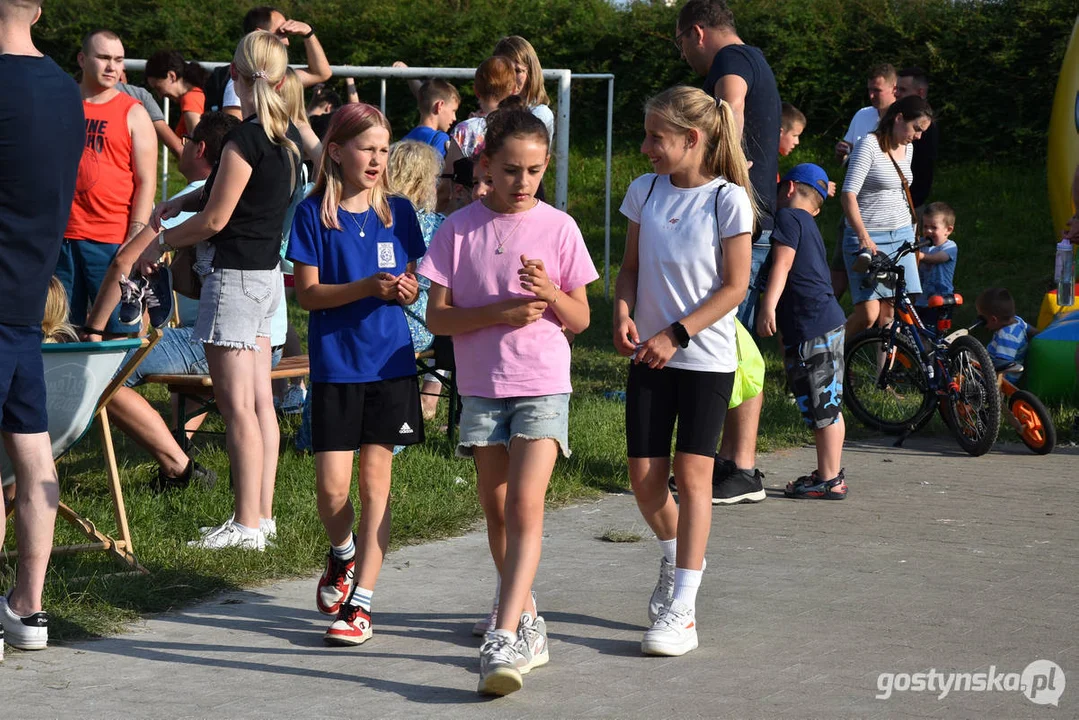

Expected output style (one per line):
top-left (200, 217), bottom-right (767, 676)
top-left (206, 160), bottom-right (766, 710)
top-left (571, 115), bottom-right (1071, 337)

top-left (302, 28), bottom-right (315, 39)
top-left (670, 321), bottom-right (690, 349)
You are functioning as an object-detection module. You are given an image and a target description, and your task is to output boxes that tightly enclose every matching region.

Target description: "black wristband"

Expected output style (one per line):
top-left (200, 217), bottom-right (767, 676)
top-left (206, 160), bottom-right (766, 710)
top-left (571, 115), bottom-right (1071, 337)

top-left (303, 29), bottom-right (315, 39)
top-left (670, 321), bottom-right (690, 349)
top-left (82, 325), bottom-right (106, 336)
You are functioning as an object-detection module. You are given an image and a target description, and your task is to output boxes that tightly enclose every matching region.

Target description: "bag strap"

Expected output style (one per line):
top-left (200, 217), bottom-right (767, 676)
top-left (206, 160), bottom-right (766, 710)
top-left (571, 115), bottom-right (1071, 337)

top-left (643, 175), bottom-right (659, 206)
top-left (881, 136), bottom-right (918, 229)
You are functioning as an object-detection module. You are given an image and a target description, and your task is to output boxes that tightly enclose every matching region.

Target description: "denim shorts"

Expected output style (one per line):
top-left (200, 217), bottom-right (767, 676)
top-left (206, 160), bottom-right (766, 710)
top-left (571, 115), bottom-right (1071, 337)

top-left (843, 225), bottom-right (920, 303)
top-left (457, 394), bottom-right (571, 458)
top-left (195, 268), bottom-right (282, 350)
top-left (123, 326), bottom-right (283, 387)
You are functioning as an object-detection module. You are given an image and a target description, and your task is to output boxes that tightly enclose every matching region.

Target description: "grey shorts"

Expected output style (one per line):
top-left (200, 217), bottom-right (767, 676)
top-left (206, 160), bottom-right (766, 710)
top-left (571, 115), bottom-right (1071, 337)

top-left (457, 393), bottom-right (571, 458)
top-left (195, 267), bottom-right (282, 350)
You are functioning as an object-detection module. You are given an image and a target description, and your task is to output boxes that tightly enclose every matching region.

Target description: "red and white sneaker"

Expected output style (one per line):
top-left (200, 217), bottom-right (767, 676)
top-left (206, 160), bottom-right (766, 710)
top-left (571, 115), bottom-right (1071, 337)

top-left (316, 546), bottom-right (356, 616)
top-left (324, 603), bottom-right (372, 646)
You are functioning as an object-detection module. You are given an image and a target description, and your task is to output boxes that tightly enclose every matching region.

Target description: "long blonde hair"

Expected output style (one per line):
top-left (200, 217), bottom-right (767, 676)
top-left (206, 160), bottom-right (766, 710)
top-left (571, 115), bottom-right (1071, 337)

top-left (387, 140), bottom-right (442, 213)
top-left (493, 35), bottom-right (550, 107)
top-left (232, 30), bottom-right (298, 161)
top-left (280, 67), bottom-right (307, 127)
top-left (645, 85), bottom-right (759, 222)
top-left (314, 103), bottom-right (394, 229)
top-left (43, 277), bottom-right (78, 343)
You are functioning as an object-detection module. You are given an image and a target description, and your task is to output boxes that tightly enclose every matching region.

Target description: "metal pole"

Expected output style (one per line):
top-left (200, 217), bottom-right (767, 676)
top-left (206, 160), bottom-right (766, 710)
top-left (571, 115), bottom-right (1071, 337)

top-left (380, 78), bottom-right (387, 115)
top-left (161, 96), bottom-right (170, 201)
top-left (555, 70), bottom-right (571, 211)
top-left (604, 77), bottom-right (614, 297)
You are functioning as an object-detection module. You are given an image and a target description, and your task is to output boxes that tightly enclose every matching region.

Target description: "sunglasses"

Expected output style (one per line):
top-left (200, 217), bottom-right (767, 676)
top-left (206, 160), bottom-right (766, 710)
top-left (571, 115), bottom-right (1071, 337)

top-left (672, 26), bottom-right (690, 52)
top-left (180, 133), bottom-right (194, 146)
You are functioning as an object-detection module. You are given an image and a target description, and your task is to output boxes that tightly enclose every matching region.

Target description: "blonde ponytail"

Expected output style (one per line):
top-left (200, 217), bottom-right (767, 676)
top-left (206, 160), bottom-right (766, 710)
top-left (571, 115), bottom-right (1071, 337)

top-left (644, 86), bottom-right (760, 224)
top-left (232, 31), bottom-right (299, 163)
top-left (42, 277), bottom-right (78, 343)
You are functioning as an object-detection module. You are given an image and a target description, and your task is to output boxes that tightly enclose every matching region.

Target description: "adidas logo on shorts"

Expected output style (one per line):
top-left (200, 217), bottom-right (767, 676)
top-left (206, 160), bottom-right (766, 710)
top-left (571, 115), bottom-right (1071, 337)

top-left (399, 422), bottom-right (413, 434)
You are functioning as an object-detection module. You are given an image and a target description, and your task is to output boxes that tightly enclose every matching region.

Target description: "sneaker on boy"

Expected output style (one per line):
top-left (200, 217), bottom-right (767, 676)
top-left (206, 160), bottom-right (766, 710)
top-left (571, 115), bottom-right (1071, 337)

top-left (324, 601), bottom-right (372, 646)
top-left (641, 599), bottom-right (698, 657)
top-left (317, 542), bottom-right (357, 616)
top-left (0, 595), bottom-right (48, 651)
top-left (478, 629), bottom-right (525, 696)
top-left (785, 469), bottom-right (848, 500)
top-left (516, 611), bottom-right (550, 674)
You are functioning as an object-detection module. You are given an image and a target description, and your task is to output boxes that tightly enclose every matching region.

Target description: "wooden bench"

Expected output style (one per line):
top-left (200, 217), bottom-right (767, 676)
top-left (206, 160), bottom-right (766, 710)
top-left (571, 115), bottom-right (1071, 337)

top-left (144, 355), bottom-right (310, 447)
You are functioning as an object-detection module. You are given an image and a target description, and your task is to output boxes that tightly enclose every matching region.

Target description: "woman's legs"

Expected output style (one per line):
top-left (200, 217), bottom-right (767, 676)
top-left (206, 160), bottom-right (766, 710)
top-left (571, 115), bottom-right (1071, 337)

top-left (846, 298), bottom-right (881, 340)
top-left (253, 336), bottom-right (278, 520)
top-left (204, 344), bottom-right (261, 530)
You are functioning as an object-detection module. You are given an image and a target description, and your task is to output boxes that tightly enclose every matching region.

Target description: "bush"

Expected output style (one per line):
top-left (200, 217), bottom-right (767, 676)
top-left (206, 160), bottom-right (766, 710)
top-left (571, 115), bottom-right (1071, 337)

top-left (34, 0), bottom-right (1074, 160)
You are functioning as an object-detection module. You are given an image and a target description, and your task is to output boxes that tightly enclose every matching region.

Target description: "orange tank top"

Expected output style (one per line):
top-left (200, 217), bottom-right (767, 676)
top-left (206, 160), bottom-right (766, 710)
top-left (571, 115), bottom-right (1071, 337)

top-left (65, 91), bottom-right (140, 245)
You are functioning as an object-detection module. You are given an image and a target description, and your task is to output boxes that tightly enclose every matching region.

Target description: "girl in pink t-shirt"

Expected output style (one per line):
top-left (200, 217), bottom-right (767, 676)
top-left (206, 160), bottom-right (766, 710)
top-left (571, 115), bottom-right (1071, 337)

top-left (419, 98), bottom-right (598, 696)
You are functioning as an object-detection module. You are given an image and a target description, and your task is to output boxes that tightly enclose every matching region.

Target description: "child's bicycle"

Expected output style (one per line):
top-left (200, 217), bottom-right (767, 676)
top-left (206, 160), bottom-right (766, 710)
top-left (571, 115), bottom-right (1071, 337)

top-left (993, 360), bottom-right (1056, 454)
top-left (843, 239), bottom-right (1001, 456)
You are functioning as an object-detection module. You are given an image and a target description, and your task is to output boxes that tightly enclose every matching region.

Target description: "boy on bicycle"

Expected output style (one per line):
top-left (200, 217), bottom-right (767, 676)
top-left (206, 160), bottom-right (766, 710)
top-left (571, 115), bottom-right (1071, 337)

top-left (758, 164), bottom-right (848, 499)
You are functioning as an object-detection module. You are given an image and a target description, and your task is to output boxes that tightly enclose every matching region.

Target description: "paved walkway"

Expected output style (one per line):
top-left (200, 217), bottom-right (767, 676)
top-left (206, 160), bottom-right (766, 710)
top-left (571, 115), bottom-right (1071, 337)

top-left (3, 438), bottom-right (1076, 719)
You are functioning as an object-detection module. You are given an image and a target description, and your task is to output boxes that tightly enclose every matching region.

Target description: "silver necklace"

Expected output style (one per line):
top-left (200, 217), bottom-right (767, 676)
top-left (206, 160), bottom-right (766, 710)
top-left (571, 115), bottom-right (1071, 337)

top-left (493, 215), bottom-right (526, 255)
top-left (345, 207), bottom-right (371, 238)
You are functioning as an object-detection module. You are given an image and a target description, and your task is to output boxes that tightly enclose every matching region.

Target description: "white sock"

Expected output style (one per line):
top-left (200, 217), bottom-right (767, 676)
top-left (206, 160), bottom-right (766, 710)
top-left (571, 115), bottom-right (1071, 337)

top-left (232, 522), bottom-right (259, 537)
top-left (349, 586), bottom-right (373, 612)
top-left (332, 536), bottom-right (356, 560)
top-left (672, 567), bottom-right (703, 609)
top-left (658, 537), bottom-right (677, 564)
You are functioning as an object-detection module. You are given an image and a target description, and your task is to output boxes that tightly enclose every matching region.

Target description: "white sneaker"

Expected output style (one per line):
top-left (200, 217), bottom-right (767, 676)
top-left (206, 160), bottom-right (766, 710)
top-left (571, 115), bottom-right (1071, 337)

top-left (0, 595), bottom-right (48, 651)
top-left (187, 520), bottom-right (265, 551)
top-left (642, 599), bottom-right (698, 657)
top-left (516, 611), bottom-right (549, 674)
top-left (648, 557), bottom-right (675, 623)
top-left (478, 630), bottom-right (525, 696)
top-left (199, 514), bottom-right (234, 536)
top-left (260, 517), bottom-right (277, 543)
top-left (472, 590), bottom-right (537, 637)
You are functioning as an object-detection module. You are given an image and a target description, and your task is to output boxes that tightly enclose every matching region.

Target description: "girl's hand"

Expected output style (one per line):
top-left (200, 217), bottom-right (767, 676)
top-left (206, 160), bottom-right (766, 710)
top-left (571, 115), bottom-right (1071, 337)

top-left (613, 315), bottom-right (640, 357)
top-left (366, 272), bottom-right (399, 301)
top-left (635, 327), bottom-right (678, 370)
top-left (395, 272), bottom-right (420, 305)
top-left (518, 255), bottom-right (555, 302)
top-left (498, 298), bottom-right (548, 328)
top-left (756, 306), bottom-right (777, 338)
top-left (860, 235), bottom-right (879, 255)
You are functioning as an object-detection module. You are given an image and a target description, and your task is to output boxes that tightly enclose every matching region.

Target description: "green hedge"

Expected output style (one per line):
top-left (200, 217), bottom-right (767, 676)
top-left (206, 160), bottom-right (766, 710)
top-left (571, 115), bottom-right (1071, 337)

top-left (34, 0), bottom-right (1076, 159)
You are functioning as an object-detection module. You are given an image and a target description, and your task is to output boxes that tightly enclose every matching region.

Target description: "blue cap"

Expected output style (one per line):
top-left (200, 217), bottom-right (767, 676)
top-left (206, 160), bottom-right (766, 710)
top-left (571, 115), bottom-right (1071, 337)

top-left (782, 163), bottom-right (830, 200)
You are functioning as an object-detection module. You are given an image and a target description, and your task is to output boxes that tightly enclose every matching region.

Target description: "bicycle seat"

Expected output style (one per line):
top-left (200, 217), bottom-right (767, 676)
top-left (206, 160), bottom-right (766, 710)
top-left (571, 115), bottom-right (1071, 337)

top-left (994, 360), bottom-right (1023, 374)
top-left (927, 293), bottom-right (963, 308)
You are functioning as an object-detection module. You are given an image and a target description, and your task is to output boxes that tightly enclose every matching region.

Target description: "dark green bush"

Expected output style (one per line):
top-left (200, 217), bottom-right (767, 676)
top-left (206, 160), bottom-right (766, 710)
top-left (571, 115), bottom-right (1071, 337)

top-left (34, 0), bottom-right (1076, 159)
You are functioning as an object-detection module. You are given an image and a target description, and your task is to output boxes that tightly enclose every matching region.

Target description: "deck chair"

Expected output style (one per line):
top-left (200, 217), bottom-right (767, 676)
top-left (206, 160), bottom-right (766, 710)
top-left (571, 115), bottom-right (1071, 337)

top-left (415, 335), bottom-right (461, 446)
top-left (1, 331), bottom-right (160, 573)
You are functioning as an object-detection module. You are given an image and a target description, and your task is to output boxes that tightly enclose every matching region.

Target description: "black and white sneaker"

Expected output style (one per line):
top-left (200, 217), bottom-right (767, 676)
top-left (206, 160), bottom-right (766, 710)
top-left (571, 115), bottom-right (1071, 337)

top-left (117, 273), bottom-right (147, 326)
top-left (151, 459), bottom-right (217, 493)
top-left (144, 265), bottom-right (174, 329)
top-left (670, 456), bottom-right (737, 496)
top-left (0, 595), bottom-right (48, 651)
top-left (713, 468), bottom-right (767, 505)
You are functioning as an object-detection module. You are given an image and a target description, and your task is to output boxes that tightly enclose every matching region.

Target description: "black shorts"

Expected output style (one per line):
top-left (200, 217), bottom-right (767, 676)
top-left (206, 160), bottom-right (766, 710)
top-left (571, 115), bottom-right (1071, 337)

top-left (0, 324), bottom-right (47, 434)
top-left (311, 376), bottom-right (424, 452)
top-left (625, 363), bottom-right (735, 458)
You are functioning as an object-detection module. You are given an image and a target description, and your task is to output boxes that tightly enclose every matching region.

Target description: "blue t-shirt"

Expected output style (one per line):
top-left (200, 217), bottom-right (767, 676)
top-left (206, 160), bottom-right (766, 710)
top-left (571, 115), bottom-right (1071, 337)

top-left (765, 207), bottom-right (846, 346)
top-left (287, 195), bottom-right (427, 383)
top-left (915, 239), bottom-right (957, 304)
top-left (402, 125), bottom-right (451, 157)
top-left (0, 55), bottom-right (84, 326)
top-left (987, 316), bottom-right (1030, 383)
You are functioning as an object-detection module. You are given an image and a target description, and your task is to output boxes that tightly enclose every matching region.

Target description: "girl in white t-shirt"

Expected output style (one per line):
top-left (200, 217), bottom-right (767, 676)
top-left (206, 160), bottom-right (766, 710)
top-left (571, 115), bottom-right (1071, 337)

top-left (492, 36), bottom-right (555, 140)
top-left (614, 85), bottom-right (756, 657)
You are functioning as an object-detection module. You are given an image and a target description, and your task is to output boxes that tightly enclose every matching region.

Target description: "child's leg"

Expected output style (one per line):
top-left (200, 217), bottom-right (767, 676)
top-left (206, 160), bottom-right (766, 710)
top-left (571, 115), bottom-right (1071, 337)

top-left (815, 414), bottom-right (845, 480)
top-left (253, 335), bottom-right (279, 521)
top-left (496, 437), bottom-right (558, 632)
top-left (474, 445), bottom-right (510, 577)
top-left (671, 452), bottom-right (713, 572)
top-left (316, 451), bottom-right (356, 545)
top-left (628, 457), bottom-right (677, 542)
top-left (354, 443), bottom-right (394, 593)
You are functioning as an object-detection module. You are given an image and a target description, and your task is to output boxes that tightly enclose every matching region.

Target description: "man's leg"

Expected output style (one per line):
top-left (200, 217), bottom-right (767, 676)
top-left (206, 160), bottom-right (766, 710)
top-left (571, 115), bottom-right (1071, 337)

top-left (717, 391), bottom-right (762, 470)
top-left (1, 431), bottom-right (58, 616)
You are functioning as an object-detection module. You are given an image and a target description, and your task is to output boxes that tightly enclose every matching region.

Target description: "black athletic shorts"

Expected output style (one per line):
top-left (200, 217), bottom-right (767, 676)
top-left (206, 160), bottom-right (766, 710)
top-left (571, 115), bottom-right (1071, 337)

top-left (625, 363), bottom-right (735, 458)
top-left (311, 376), bottom-right (424, 452)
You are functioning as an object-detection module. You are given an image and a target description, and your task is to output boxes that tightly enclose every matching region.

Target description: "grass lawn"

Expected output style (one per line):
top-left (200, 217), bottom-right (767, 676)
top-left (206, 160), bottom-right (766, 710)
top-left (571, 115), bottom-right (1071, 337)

top-left (3, 142), bottom-right (1075, 641)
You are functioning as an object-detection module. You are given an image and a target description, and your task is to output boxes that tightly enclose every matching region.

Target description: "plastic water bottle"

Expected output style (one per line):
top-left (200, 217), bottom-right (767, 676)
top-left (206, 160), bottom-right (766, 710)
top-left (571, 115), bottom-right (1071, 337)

top-left (1056, 238), bottom-right (1075, 307)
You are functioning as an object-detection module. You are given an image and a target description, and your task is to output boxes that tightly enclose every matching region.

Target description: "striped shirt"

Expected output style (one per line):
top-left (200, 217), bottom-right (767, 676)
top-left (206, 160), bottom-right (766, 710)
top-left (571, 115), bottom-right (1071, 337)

top-left (987, 316), bottom-right (1030, 382)
top-left (842, 135), bottom-right (914, 232)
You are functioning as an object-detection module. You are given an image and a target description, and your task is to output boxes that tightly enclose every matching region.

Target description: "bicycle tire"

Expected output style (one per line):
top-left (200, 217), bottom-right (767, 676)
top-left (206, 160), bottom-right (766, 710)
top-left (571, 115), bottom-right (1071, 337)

top-left (1009, 390), bottom-right (1056, 455)
top-left (942, 335), bottom-right (1001, 456)
top-left (844, 328), bottom-right (936, 435)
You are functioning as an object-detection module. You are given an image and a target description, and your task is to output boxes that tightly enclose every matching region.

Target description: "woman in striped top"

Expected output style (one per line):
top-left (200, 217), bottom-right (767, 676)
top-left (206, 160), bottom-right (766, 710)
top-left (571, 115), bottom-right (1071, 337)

top-left (840, 95), bottom-right (933, 336)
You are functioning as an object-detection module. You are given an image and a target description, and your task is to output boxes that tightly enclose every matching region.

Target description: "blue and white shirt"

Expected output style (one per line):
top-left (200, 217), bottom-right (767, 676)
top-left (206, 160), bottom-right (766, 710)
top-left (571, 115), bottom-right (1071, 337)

top-left (987, 316), bottom-right (1030, 383)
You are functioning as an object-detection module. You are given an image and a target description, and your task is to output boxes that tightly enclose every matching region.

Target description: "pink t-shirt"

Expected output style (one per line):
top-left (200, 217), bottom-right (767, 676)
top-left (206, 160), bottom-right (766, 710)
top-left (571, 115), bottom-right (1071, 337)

top-left (418, 200), bottom-right (598, 398)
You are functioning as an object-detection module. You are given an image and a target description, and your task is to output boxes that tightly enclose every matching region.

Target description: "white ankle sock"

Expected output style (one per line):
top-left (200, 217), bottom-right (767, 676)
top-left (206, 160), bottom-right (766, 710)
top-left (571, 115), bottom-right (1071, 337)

top-left (232, 522), bottom-right (259, 537)
top-left (349, 586), bottom-right (373, 612)
top-left (672, 567), bottom-right (703, 609)
top-left (332, 536), bottom-right (356, 560)
top-left (658, 538), bottom-right (677, 564)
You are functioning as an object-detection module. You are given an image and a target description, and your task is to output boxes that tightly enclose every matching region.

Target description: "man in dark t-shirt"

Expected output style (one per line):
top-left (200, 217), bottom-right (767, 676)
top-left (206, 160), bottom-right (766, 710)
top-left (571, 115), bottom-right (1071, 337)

top-left (0, 0), bottom-right (85, 652)
top-left (895, 66), bottom-right (939, 212)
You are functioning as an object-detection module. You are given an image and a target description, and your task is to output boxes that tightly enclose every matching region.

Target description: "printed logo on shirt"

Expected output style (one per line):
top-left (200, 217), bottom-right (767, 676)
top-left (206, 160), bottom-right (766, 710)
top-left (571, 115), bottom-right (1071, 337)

top-left (377, 242), bottom-right (396, 269)
top-left (669, 218), bottom-right (680, 225)
top-left (399, 422), bottom-right (413, 434)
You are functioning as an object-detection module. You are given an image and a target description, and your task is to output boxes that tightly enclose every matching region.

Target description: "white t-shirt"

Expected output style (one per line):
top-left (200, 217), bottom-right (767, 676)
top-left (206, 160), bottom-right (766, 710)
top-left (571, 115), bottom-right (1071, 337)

top-left (619, 173), bottom-right (753, 373)
top-left (531, 104), bottom-right (555, 142)
top-left (843, 106), bottom-right (880, 146)
top-left (222, 78), bottom-right (240, 110)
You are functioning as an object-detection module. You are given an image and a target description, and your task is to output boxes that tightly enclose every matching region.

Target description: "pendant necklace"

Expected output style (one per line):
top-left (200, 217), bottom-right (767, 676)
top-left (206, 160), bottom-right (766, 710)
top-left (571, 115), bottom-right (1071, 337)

top-left (493, 215), bottom-right (525, 255)
top-left (346, 206), bottom-right (371, 238)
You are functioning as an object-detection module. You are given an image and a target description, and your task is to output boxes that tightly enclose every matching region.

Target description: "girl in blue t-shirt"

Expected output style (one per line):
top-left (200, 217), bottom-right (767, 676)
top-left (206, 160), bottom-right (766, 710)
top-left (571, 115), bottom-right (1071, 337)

top-left (287, 103), bottom-right (427, 647)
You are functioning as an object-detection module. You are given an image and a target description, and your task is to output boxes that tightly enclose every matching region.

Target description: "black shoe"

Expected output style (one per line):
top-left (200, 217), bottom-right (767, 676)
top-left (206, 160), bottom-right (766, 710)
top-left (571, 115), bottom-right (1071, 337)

top-left (117, 273), bottom-right (147, 326)
top-left (144, 265), bottom-right (174, 329)
top-left (713, 468), bottom-right (766, 505)
top-left (669, 456), bottom-right (737, 495)
top-left (151, 459), bottom-right (217, 493)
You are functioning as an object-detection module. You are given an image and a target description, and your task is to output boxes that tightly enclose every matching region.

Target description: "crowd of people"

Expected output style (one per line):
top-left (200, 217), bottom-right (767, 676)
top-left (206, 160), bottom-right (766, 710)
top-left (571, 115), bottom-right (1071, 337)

top-left (0, 0), bottom-right (1057, 699)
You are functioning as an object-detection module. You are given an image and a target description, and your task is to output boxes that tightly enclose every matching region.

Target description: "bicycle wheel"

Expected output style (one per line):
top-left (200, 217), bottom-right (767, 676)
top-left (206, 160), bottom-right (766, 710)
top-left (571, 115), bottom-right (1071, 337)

top-left (1009, 390), bottom-right (1056, 455)
top-left (844, 328), bottom-right (936, 434)
top-left (942, 335), bottom-right (1001, 456)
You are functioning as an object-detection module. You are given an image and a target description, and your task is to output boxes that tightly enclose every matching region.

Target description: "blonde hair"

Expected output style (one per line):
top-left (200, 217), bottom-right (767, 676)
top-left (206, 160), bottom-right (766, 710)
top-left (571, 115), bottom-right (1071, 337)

top-left (387, 140), bottom-right (442, 213)
top-left (314, 103), bottom-right (394, 229)
top-left (644, 85), bottom-right (759, 224)
top-left (493, 35), bottom-right (550, 107)
top-left (232, 30), bottom-right (298, 161)
top-left (42, 277), bottom-right (78, 343)
top-left (280, 67), bottom-right (307, 127)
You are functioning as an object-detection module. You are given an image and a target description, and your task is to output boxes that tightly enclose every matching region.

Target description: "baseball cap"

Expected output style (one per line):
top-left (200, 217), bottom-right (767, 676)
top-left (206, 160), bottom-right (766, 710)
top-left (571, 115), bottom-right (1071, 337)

top-left (782, 163), bottom-right (830, 200)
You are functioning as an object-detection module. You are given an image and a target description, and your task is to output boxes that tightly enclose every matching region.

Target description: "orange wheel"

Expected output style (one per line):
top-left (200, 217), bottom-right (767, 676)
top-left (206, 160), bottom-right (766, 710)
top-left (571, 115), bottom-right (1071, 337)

top-left (1009, 391), bottom-right (1056, 455)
